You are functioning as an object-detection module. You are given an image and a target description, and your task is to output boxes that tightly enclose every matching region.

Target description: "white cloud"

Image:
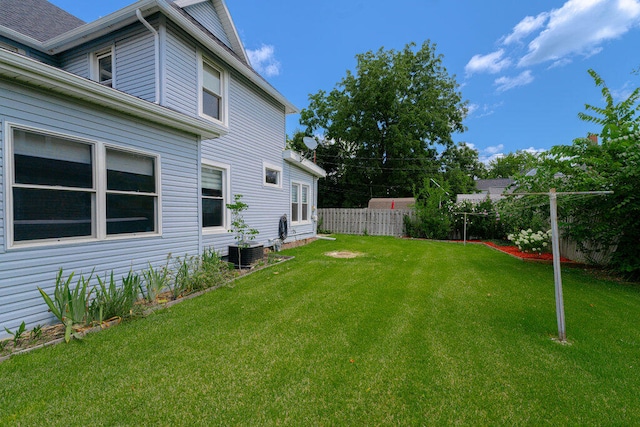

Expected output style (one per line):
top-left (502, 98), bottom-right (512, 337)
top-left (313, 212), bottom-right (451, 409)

top-left (467, 103), bottom-right (479, 116)
top-left (246, 44), bottom-right (281, 77)
top-left (518, 0), bottom-right (640, 67)
top-left (494, 70), bottom-right (535, 92)
top-left (465, 50), bottom-right (512, 75)
top-left (484, 144), bottom-right (505, 155)
top-left (503, 13), bottom-right (549, 45)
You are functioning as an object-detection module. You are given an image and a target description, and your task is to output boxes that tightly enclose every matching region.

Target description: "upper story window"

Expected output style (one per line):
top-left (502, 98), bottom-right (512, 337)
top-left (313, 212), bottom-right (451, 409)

top-left (263, 162), bottom-right (282, 188)
top-left (199, 54), bottom-right (227, 124)
top-left (8, 126), bottom-right (159, 247)
top-left (93, 48), bottom-right (114, 87)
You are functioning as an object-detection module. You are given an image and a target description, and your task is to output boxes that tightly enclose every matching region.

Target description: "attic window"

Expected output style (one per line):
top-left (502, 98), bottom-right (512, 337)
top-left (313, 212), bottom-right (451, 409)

top-left (94, 49), bottom-right (114, 87)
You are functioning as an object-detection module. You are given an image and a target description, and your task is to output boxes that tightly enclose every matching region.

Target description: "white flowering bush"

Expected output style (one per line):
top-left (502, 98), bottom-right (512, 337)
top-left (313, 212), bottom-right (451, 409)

top-left (507, 229), bottom-right (552, 254)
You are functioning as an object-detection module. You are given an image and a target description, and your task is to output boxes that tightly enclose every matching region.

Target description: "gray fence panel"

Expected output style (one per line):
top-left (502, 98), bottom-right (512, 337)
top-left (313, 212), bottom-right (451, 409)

top-left (318, 209), bottom-right (414, 237)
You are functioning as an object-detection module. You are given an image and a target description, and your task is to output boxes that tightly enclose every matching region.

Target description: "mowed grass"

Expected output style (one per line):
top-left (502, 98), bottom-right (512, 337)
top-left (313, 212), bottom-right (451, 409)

top-left (1, 235), bottom-right (640, 425)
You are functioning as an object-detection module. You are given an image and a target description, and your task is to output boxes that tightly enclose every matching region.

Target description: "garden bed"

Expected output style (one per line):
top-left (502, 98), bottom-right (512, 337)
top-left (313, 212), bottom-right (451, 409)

top-left (0, 253), bottom-right (293, 362)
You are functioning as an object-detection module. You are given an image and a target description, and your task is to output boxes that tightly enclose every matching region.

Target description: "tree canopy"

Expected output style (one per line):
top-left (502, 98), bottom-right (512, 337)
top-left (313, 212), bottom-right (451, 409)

top-left (517, 69), bottom-right (640, 279)
top-left (300, 41), bottom-right (467, 207)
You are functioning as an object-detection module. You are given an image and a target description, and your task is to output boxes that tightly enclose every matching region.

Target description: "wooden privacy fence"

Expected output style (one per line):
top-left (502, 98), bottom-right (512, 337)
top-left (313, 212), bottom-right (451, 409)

top-left (318, 209), bottom-right (414, 237)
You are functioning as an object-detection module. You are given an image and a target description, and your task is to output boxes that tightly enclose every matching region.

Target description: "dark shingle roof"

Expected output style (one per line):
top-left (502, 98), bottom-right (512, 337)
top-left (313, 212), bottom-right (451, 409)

top-left (0, 0), bottom-right (85, 42)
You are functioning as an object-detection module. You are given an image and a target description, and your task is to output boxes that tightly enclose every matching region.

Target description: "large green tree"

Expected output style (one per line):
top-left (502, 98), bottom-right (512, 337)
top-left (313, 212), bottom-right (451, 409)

top-left (517, 69), bottom-right (640, 278)
top-left (486, 150), bottom-right (540, 179)
top-left (300, 41), bottom-right (467, 207)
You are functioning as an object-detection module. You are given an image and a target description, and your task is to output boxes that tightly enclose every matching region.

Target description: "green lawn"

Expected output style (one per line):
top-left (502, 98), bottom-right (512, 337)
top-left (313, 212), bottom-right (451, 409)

top-left (2, 235), bottom-right (639, 425)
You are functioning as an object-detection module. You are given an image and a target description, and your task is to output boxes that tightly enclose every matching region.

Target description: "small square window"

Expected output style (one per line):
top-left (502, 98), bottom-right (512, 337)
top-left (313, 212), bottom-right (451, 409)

top-left (263, 163), bottom-right (282, 188)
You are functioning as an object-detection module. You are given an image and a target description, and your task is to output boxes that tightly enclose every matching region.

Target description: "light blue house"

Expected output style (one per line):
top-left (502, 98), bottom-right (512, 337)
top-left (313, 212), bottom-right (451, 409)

top-left (0, 0), bottom-right (325, 334)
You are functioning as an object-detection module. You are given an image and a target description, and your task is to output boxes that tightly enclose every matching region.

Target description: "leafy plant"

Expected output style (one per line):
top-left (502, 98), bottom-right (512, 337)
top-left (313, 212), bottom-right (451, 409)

top-left (170, 255), bottom-right (198, 298)
top-left (30, 325), bottom-right (43, 342)
top-left (4, 321), bottom-right (26, 346)
top-left (141, 262), bottom-right (169, 302)
top-left (226, 194), bottom-right (259, 248)
top-left (38, 269), bottom-right (94, 343)
top-left (508, 229), bottom-right (551, 254)
top-left (90, 270), bottom-right (140, 322)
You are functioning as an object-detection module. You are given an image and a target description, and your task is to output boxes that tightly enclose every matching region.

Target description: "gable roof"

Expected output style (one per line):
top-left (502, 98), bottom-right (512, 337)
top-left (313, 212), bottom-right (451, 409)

top-left (173, 0), bottom-right (247, 64)
top-left (30, 0), bottom-right (296, 114)
top-left (0, 0), bottom-right (85, 42)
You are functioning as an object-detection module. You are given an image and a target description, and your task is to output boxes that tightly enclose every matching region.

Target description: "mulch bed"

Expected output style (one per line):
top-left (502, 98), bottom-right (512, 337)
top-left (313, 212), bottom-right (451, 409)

top-left (460, 240), bottom-right (577, 264)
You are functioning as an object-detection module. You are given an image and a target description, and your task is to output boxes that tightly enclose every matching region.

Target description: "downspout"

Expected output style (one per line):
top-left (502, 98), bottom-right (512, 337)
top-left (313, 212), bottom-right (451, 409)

top-left (136, 9), bottom-right (160, 104)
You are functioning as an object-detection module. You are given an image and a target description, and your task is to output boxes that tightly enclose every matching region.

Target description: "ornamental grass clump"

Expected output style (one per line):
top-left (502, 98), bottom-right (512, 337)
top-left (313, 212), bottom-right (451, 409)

top-left (507, 229), bottom-right (552, 254)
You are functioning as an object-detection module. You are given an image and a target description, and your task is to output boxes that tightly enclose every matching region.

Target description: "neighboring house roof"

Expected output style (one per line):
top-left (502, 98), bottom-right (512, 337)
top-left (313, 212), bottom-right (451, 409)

top-left (0, 0), bottom-right (85, 42)
top-left (456, 178), bottom-right (514, 204)
top-left (476, 178), bottom-right (514, 193)
top-left (368, 198), bottom-right (415, 210)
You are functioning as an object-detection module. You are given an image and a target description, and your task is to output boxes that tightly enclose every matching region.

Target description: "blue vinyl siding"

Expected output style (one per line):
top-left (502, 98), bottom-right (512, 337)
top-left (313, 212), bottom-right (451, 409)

top-left (0, 79), bottom-right (200, 334)
top-left (58, 21), bottom-right (158, 101)
top-left (183, 2), bottom-right (231, 48)
top-left (285, 164), bottom-right (317, 240)
top-left (164, 23), bottom-right (198, 116)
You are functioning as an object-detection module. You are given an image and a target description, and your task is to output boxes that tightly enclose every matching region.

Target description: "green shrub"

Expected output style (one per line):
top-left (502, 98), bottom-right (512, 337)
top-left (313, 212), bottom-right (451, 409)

top-left (90, 271), bottom-right (140, 322)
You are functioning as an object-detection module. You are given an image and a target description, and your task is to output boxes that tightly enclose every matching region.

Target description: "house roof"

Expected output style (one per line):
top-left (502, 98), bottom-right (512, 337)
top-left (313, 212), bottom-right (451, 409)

top-left (0, 0), bottom-right (297, 114)
top-left (368, 198), bottom-right (415, 210)
top-left (0, 49), bottom-right (226, 140)
top-left (0, 0), bottom-right (85, 42)
top-left (475, 178), bottom-right (514, 193)
top-left (282, 150), bottom-right (327, 178)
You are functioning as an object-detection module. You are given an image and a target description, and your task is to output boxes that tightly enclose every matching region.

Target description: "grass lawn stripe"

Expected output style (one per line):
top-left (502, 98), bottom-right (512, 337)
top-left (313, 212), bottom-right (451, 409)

top-left (1, 235), bottom-right (639, 425)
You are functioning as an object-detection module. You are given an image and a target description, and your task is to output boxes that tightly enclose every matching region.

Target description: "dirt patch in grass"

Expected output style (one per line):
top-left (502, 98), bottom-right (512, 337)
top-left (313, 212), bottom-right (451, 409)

top-left (325, 251), bottom-right (362, 259)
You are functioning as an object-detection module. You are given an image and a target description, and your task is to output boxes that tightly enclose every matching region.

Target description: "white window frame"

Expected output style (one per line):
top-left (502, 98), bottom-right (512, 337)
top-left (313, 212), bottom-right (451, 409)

top-left (5, 123), bottom-right (161, 249)
top-left (0, 42), bottom-right (24, 55)
top-left (201, 159), bottom-right (230, 234)
top-left (291, 181), bottom-right (311, 225)
top-left (198, 51), bottom-right (228, 126)
top-left (263, 161), bottom-right (282, 189)
top-left (91, 46), bottom-right (115, 88)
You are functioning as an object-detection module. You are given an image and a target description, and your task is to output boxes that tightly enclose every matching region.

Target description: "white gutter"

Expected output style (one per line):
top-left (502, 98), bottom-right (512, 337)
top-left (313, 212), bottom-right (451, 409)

top-left (282, 150), bottom-right (327, 178)
top-left (135, 8), bottom-right (161, 104)
top-left (41, 0), bottom-right (298, 114)
top-left (0, 49), bottom-right (225, 140)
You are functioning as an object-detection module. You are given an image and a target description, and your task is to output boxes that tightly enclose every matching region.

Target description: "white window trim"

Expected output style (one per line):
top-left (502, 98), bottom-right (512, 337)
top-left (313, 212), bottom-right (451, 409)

top-left (197, 50), bottom-right (228, 127)
top-left (290, 181), bottom-right (311, 225)
top-left (90, 45), bottom-right (115, 88)
top-left (202, 159), bottom-right (231, 234)
top-left (263, 161), bottom-right (282, 189)
top-left (0, 42), bottom-right (25, 55)
top-left (4, 123), bottom-right (161, 249)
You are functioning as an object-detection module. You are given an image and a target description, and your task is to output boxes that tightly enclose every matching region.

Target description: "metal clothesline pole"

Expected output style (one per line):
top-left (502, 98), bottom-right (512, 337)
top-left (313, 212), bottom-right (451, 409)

top-left (507, 189), bottom-right (613, 343)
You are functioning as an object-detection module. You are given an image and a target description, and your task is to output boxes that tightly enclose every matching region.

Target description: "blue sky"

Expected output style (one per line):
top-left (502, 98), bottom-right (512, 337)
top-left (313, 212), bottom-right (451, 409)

top-left (50, 0), bottom-right (640, 163)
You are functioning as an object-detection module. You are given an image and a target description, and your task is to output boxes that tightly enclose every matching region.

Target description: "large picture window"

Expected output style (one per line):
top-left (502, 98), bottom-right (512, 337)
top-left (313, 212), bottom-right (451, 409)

top-left (202, 165), bottom-right (226, 228)
top-left (12, 129), bottom-right (95, 242)
top-left (106, 148), bottom-right (157, 235)
top-left (9, 127), bottom-right (159, 246)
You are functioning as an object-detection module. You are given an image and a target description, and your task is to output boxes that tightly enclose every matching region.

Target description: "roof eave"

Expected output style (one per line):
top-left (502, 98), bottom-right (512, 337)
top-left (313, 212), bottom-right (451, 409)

top-left (0, 49), bottom-right (226, 140)
top-left (283, 150), bottom-right (327, 178)
top-left (43, 0), bottom-right (298, 115)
